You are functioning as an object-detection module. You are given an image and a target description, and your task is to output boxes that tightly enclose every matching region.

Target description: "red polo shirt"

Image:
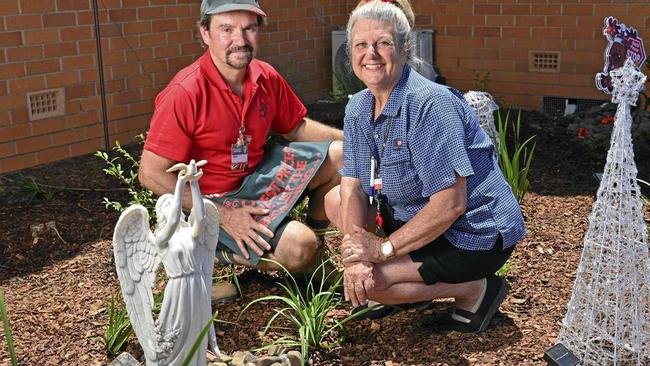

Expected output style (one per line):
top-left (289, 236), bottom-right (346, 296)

top-left (145, 51), bottom-right (307, 195)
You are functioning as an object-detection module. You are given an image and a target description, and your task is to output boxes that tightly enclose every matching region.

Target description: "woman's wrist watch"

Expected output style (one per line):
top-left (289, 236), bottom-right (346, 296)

top-left (380, 240), bottom-right (394, 259)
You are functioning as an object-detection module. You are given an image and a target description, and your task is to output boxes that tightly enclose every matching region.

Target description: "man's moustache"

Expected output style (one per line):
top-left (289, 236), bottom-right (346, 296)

top-left (227, 46), bottom-right (253, 54)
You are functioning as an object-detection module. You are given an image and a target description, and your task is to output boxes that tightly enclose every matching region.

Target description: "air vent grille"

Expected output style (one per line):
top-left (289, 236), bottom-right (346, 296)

top-left (530, 51), bottom-right (561, 73)
top-left (27, 88), bottom-right (65, 121)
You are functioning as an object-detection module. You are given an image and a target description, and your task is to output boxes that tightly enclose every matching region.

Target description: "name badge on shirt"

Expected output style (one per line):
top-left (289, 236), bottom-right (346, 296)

top-left (231, 143), bottom-right (249, 171)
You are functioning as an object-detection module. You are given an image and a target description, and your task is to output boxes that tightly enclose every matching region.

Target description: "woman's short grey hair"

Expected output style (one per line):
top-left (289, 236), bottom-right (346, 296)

top-left (346, 1), bottom-right (413, 60)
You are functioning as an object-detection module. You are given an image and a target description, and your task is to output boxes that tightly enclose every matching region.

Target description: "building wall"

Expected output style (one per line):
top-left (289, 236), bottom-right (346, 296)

top-left (413, 1), bottom-right (649, 109)
top-left (2, 0), bottom-right (648, 173)
top-left (0, 0), bottom-right (349, 173)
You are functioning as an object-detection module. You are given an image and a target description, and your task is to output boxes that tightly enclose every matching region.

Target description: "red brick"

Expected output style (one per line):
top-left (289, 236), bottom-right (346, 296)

top-left (0, 32), bottom-right (22, 46)
top-left (503, 5), bottom-right (530, 15)
top-left (43, 12), bottom-right (77, 27)
top-left (65, 83), bottom-right (96, 99)
top-left (0, 142), bottom-right (16, 159)
top-left (140, 33), bottom-right (166, 47)
top-left (9, 75), bottom-right (45, 94)
top-left (36, 145), bottom-right (71, 165)
top-left (7, 46), bottom-right (43, 62)
top-left (123, 21), bottom-right (152, 35)
top-left (44, 42), bottom-right (77, 58)
top-left (26, 59), bottom-right (61, 74)
top-left (68, 137), bottom-right (103, 157)
top-left (61, 54), bottom-right (95, 70)
top-left (0, 153), bottom-right (37, 173)
top-left (16, 134), bottom-right (52, 154)
top-left (0, 62), bottom-right (25, 78)
top-left (138, 6), bottom-right (165, 20)
top-left (23, 30), bottom-right (60, 45)
top-left (20, 0), bottom-right (56, 14)
top-left (109, 8), bottom-right (136, 22)
top-left (65, 110), bottom-right (99, 128)
top-left (154, 44), bottom-right (180, 58)
top-left (60, 26), bottom-right (93, 41)
top-left (6, 14), bottom-right (42, 30)
top-left (56, 0), bottom-right (90, 11)
top-left (0, 0), bottom-right (19, 16)
top-left (474, 5), bottom-right (500, 15)
top-left (165, 5), bottom-right (191, 17)
top-left (11, 108), bottom-right (29, 124)
top-left (152, 19), bottom-right (178, 32)
top-left (46, 71), bottom-right (80, 88)
top-left (31, 116), bottom-right (66, 135)
top-left (562, 4), bottom-right (594, 16)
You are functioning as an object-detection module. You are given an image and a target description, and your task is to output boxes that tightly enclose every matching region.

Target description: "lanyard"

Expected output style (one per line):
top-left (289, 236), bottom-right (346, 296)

top-left (369, 116), bottom-right (392, 202)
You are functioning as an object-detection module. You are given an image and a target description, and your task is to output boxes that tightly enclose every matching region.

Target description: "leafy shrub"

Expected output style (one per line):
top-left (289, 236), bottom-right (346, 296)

top-left (496, 110), bottom-right (537, 204)
top-left (243, 260), bottom-right (363, 363)
top-left (94, 135), bottom-right (156, 220)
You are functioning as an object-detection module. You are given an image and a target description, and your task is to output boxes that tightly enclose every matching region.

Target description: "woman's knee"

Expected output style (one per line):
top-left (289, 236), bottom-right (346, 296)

top-left (324, 186), bottom-right (341, 226)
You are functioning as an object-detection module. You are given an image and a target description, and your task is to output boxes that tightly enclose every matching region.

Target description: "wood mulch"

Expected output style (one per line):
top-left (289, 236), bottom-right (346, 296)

top-left (0, 110), bottom-right (648, 365)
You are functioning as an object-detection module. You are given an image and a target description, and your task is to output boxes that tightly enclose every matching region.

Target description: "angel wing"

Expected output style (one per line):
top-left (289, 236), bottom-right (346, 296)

top-left (194, 199), bottom-right (221, 357)
top-left (113, 204), bottom-right (161, 364)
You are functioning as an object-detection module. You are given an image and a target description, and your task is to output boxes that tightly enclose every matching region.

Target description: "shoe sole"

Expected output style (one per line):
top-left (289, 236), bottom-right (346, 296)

top-left (477, 277), bottom-right (510, 333)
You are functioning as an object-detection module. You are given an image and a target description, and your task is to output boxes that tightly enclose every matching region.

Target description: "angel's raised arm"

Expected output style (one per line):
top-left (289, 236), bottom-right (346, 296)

top-left (154, 163), bottom-right (188, 246)
top-left (189, 160), bottom-right (207, 238)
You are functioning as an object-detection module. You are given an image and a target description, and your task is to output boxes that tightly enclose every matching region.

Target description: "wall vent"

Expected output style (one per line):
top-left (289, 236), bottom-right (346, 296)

top-left (27, 88), bottom-right (65, 121)
top-left (529, 51), bottom-right (561, 73)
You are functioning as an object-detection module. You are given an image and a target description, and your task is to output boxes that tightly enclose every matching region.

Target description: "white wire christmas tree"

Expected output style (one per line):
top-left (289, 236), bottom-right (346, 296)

top-left (556, 59), bottom-right (650, 365)
top-left (463, 90), bottom-right (500, 150)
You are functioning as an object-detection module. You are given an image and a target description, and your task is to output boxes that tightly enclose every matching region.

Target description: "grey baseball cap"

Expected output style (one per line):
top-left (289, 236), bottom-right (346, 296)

top-left (200, 0), bottom-right (267, 17)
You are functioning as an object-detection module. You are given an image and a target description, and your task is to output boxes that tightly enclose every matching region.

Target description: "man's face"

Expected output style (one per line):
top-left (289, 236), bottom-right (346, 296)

top-left (200, 11), bottom-right (259, 71)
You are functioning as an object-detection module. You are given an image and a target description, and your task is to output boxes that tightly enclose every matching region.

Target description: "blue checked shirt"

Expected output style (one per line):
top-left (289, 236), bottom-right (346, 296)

top-left (340, 65), bottom-right (525, 251)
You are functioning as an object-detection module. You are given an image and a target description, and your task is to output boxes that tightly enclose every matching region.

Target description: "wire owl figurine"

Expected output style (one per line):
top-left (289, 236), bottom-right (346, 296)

top-left (113, 160), bottom-right (221, 365)
top-left (463, 90), bottom-right (501, 151)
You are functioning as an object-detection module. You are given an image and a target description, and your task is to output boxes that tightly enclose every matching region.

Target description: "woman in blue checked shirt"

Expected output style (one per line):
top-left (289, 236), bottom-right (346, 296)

top-left (324, 0), bottom-right (526, 333)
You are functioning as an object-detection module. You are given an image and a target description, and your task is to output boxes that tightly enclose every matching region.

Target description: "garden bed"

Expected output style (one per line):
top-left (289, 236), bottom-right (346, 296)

top-left (0, 109), bottom-right (648, 365)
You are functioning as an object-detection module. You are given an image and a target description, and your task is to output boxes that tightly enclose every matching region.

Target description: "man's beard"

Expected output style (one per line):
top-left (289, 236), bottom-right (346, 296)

top-left (226, 45), bottom-right (254, 69)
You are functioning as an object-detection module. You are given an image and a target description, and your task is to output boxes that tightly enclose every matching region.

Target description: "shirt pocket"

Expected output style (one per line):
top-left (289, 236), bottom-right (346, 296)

top-left (381, 148), bottom-right (419, 202)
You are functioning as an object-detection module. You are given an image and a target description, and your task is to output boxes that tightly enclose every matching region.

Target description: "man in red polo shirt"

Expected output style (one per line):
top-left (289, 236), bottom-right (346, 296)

top-left (139, 0), bottom-right (343, 300)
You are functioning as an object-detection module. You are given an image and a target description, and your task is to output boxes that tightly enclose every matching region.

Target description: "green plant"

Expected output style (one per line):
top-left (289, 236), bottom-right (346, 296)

top-left (103, 295), bottom-right (133, 356)
top-left (495, 260), bottom-right (514, 278)
top-left (95, 135), bottom-right (156, 220)
top-left (180, 309), bottom-right (220, 366)
top-left (289, 197), bottom-right (309, 222)
top-left (496, 110), bottom-right (537, 204)
top-left (242, 259), bottom-right (365, 364)
top-left (15, 176), bottom-right (57, 203)
top-left (0, 289), bottom-right (18, 366)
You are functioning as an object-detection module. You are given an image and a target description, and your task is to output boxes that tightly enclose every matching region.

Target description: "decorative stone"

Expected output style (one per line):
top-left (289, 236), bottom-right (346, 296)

top-left (217, 354), bottom-right (233, 363)
top-left (267, 345), bottom-right (287, 356)
top-left (256, 355), bottom-right (282, 366)
top-left (208, 363), bottom-right (228, 366)
top-left (286, 351), bottom-right (302, 366)
top-left (112, 160), bottom-right (222, 365)
top-left (108, 352), bottom-right (141, 366)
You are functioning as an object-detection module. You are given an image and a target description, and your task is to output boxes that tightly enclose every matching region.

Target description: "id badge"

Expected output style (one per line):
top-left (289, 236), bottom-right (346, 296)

top-left (231, 143), bottom-right (248, 170)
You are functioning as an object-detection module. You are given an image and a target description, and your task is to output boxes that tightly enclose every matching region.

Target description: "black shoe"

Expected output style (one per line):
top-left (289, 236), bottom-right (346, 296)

top-left (433, 275), bottom-right (510, 333)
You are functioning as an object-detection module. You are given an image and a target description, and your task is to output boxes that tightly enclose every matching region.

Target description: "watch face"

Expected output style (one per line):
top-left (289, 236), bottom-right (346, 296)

top-left (381, 241), bottom-right (393, 256)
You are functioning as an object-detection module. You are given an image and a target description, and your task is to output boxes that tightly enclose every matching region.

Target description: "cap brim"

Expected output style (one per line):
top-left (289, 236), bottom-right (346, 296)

top-left (205, 4), bottom-right (267, 17)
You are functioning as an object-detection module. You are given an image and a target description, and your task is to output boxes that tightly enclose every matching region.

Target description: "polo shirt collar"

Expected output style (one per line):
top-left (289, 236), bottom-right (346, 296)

top-left (381, 64), bottom-right (410, 118)
top-left (199, 50), bottom-right (263, 91)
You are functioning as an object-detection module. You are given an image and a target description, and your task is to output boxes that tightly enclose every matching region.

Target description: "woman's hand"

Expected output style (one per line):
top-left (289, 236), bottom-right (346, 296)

top-left (341, 224), bottom-right (384, 264)
top-left (344, 261), bottom-right (375, 307)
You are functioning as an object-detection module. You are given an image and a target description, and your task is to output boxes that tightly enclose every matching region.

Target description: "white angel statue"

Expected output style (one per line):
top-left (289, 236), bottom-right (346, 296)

top-left (113, 160), bottom-right (221, 365)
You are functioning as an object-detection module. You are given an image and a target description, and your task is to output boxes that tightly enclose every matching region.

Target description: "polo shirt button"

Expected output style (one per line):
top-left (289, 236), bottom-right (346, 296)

top-left (374, 134), bottom-right (379, 139)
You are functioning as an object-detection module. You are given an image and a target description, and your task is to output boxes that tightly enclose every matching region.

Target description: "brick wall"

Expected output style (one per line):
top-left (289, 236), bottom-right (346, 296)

top-left (0, 0), bottom-right (348, 173)
top-left (3, 1), bottom-right (648, 173)
top-left (412, 1), bottom-right (649, 109)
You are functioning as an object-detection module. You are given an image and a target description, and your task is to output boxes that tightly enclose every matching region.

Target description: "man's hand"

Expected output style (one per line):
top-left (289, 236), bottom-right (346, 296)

top-left (219, 205), bottom-right (273, 259)
top-left (341, 224), bottom-right (384, 265)
top-left (344, 261), bottom-right (375, 308)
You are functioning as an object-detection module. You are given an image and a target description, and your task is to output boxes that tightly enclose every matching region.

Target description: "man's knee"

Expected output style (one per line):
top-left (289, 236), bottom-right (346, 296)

top-left (328, 140), bottom-right (343, 171)
top-left (274, 222), bottom-right (319, 272)
top-left (324, 186), bottom-right (341, 226)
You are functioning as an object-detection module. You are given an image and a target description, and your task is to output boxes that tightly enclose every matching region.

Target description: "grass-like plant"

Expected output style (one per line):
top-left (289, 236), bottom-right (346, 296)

top-left (103, 295), bottom-right (133, 356)
top-left (94, 135), bottom-right (156, 221)
top-left (495, 260), bottom-right (514, 278)
top-left (496, 110), bottom-right (537, 204)
top-left (180, 309), bottom-right (219, 366)
top-left (242, 259), bottom-right (366, 364)
top-left (13, 176), bottom-right (57, 203)
top-left (0, 289), bottom-right (18, 366)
